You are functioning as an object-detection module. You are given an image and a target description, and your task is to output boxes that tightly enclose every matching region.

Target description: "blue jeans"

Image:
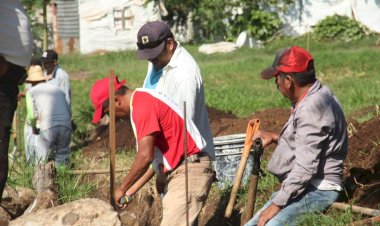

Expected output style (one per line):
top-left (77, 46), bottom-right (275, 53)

top-left (245, 185), bottom-right (339, 226)
top-left (36, 126), bottom-right (72, 165)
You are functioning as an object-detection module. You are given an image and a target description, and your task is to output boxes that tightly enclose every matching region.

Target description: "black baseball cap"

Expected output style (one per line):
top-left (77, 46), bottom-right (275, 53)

top-left (136, 21), bottom-right (173, 60)
top-left (41, 49), bottom-right (58, 62)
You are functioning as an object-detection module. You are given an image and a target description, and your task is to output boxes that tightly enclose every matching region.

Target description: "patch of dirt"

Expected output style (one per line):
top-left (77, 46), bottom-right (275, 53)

top-left (343, 114), bottom-right (380, 209)
top-left (85, 106), bottom-right (380, 224)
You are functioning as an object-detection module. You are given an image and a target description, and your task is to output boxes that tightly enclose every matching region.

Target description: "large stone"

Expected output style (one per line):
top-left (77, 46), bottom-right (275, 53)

top-left (9, 198), bottom-right (121, 226)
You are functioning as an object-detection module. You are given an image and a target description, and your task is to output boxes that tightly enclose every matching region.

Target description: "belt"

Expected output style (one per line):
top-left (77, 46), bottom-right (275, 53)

top-left (167, 152), bottom-right (211, 177)
top-left (184, 152), bottom-right (209, 163)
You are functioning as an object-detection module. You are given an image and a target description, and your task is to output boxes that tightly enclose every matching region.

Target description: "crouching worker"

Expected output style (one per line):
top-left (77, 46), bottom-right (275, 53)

top-left (245, 46), bottom-right (348, 226)
top-left (25, 65), bottom-right (72, 165)
top-left (90, 76), bottom-right (214, 226)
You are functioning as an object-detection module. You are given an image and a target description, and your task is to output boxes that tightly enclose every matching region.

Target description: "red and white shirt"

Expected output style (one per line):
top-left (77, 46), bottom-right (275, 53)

top-left (130, 88), bottom-right (206, 174)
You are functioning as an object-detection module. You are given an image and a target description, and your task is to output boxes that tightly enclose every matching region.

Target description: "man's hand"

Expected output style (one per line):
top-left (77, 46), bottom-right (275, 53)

top-left (258, 203), bottom-right (282, 226)
top-left (114, 187), bottom-right (127, 209)
top-left (252, 130), bottom-right (279, 148)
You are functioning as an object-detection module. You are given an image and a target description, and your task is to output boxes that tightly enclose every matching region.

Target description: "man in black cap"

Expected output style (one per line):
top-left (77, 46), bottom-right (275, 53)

top-left (135, 21), bottom-right (215, 225)
top-left (245, 46), bottom-right (348, 226)
top-left (41, 49), bottom-right (71, 109)
top-left (136, 21), bottom-right (215, 164)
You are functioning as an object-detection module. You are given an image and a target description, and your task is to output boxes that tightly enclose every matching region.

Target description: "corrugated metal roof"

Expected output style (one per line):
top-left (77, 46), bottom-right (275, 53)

top-left (56, 0), bottom-right (79, 38)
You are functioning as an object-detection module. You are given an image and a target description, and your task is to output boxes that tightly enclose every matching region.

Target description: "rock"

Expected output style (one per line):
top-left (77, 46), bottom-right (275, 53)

top-left (9, 198), bottom-right (121, 226)
top-left (0, 206), bottom-right (11, 226)
top-left (119, 211), bottom-right (138, 226)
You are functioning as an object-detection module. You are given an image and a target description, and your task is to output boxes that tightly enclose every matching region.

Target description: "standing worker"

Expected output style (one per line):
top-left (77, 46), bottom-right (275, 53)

top-left (245, 46), bottom-right (348, 226)
top-left (90, 76), bottom-right (214, 226)
top-left (0, 0), bottom-right (33, 200)
top-left (25, 65), bottom-right (72, 165)
top-left (41, 49), bottom-right (71, 109)
top-left (136, 21), bottom-right (215, 161)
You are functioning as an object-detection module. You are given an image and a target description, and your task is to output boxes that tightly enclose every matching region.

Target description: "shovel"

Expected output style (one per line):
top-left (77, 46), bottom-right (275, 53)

top-left (225, 119), bottom-right (260, 219)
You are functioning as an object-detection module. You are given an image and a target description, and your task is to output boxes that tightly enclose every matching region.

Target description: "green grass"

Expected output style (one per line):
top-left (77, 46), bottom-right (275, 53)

top-left (7, 35), bottom-right (380, 224)
top-left (62, 35), bottom-right (380, 118)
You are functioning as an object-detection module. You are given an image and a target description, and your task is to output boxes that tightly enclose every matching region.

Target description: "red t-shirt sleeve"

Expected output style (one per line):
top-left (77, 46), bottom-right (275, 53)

top-left (132, 93), bottom-right (161, 141)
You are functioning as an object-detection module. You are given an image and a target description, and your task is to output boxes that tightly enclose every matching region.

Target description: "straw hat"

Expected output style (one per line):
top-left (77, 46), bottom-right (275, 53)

top-left (26, 65), bottom-right (46, 82)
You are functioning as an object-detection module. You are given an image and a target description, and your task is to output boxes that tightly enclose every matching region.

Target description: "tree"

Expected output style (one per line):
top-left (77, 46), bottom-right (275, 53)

top-left (152, 0), bottom-right (295, 43)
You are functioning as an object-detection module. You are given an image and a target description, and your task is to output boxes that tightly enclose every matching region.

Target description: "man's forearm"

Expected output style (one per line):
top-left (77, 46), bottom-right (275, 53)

top-left (119, 154), bottom-right (152, 192)
top-left (126, 167), bottom-right (155, 196)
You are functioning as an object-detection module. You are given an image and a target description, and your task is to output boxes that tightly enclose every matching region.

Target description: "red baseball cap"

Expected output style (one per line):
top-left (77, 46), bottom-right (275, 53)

top-left (261, 46), bottom-right (313, 79)
top-left (90, 76), bottom-right (126, 124)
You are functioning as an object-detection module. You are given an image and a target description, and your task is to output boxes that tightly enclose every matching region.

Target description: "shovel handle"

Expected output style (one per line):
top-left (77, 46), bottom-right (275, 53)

top-left (225, 119), bottom-right (260, 219)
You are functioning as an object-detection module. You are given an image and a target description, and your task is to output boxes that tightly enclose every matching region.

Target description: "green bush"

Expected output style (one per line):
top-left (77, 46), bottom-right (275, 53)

top-left (313, 14), bottom-right (372, 43)
top-left (228, 9), bottom-right (281, 42)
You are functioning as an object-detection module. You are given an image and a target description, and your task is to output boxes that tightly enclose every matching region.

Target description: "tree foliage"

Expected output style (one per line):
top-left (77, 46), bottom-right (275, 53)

top-left (156, 0), bottom-right (295, 43)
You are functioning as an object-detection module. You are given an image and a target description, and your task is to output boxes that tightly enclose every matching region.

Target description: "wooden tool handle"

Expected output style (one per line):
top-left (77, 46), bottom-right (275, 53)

top-left (225, 119), bottom-right (260, 218)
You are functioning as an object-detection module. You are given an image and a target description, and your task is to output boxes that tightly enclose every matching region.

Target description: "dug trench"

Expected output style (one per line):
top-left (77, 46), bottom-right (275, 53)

top-left (83, 106), bottom-right (380, 225)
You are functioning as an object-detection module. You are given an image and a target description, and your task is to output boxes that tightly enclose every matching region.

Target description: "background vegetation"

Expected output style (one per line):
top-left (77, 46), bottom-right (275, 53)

top-left (8, 1), bottom-right (380, 225)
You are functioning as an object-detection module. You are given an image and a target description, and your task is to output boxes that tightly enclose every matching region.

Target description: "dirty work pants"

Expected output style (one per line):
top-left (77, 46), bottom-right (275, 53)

top-left (161, 158), bottom-right (214, 226)
top-left (0, 62), bottom-right (24, 200)
top-left (244, 185), bottom-right (339, 226)
top-left (35, 125), bottom-right (72, 165)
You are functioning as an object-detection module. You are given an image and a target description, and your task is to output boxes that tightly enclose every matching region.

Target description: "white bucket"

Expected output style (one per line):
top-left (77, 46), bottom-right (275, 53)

top-left (213, 133), bottom-right (254, 189)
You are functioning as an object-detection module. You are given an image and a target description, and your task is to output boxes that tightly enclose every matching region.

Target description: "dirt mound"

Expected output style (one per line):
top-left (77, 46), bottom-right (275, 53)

top-left (344, 112), bottom-right (380, 208)
top-left (85, 107), bottom-right (290, 153)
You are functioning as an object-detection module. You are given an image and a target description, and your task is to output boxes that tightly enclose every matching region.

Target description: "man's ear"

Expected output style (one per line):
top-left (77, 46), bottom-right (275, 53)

top-left (167, 38), bottom-right (175, 52)
top-left (114, 95), bottom-right (122, 106)
top-left (284, 75), bottom-right (293, 89)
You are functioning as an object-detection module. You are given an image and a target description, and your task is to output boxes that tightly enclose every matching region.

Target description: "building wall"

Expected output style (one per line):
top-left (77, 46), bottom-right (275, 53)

top-left (55, 0), bottom-right (80, 54)
top-left (78, 0), bottom-right (161, 54)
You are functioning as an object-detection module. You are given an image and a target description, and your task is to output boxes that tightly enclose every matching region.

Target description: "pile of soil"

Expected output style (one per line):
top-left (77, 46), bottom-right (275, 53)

top-left (85, 106), bottom-right (380, 225)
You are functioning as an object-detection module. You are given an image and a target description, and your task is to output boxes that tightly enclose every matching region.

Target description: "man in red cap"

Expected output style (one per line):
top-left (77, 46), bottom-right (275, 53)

top-left (245, 46), bottom-right (348, 226)
top-left (90, 76), bottom-right (214, 226)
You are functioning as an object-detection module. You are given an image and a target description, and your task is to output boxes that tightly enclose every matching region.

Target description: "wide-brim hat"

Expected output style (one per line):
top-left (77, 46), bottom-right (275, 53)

top-left (25, 65), bottom-right (46, 82)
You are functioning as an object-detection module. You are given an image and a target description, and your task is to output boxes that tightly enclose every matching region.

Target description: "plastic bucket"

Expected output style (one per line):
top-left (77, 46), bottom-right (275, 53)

top-left (213, 133), bottom-right (254, 189)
